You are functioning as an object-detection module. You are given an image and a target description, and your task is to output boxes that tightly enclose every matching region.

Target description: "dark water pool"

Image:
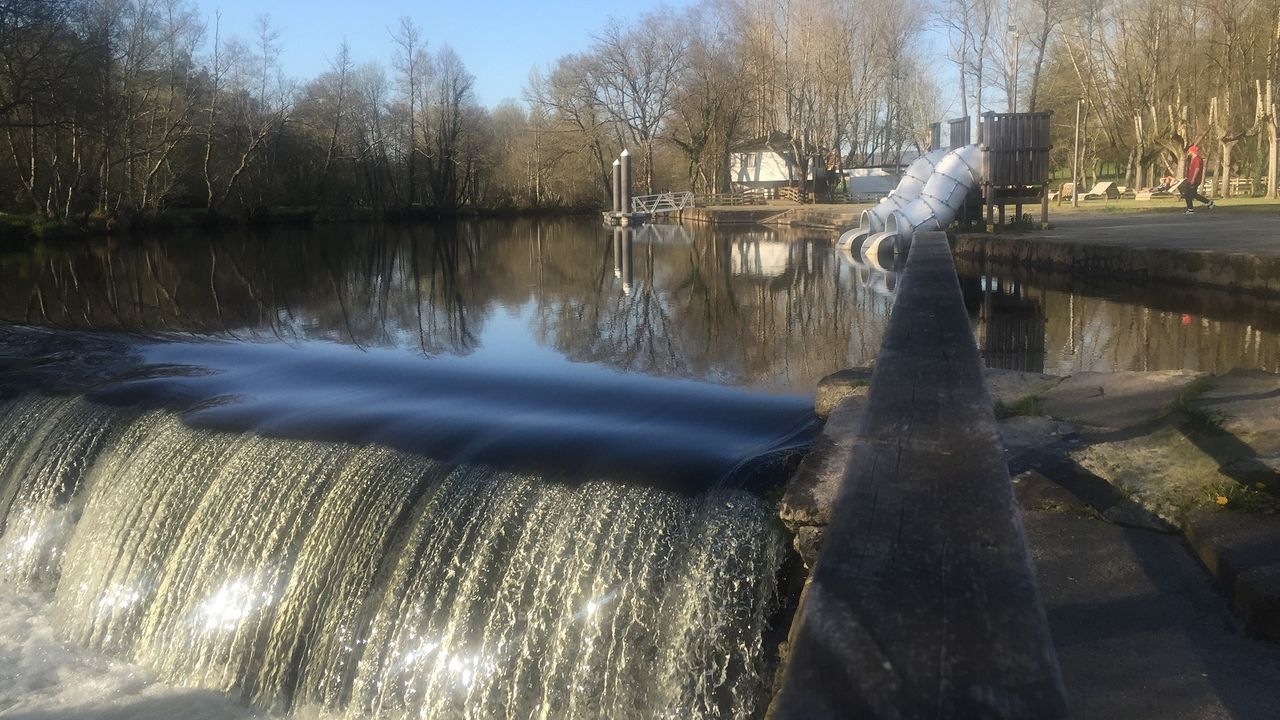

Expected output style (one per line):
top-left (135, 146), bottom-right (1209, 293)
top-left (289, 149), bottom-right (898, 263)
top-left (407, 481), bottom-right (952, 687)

top-left (957, 257), bottom-right (1280, 375)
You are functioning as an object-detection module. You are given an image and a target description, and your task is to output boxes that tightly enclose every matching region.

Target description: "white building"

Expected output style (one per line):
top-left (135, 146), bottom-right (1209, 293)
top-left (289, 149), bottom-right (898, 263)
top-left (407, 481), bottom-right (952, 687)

top-left (730, 133), bottom-right (818, 190)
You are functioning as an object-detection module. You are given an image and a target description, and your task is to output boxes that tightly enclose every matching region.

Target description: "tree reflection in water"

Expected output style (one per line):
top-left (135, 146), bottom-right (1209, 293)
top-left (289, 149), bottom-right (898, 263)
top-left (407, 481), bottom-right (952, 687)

top-left (0, 219), bottom-right (893, 393)
top-left (958, 259), bottom-right (1280, 375)
top-left (9, 222), bottom-right (1277, 388)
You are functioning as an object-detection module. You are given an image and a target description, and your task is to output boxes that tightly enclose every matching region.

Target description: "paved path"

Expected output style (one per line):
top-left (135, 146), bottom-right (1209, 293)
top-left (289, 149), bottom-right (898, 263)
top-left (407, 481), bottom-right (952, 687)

top-left (1039, 210), bottom-right (1280, 257)
top-left (1019, 474), bottom-right (1280, 719)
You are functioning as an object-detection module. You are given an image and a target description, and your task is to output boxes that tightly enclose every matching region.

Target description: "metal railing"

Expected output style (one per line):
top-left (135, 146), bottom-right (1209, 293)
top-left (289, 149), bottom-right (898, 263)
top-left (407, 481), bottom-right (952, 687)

top-left (631, 191), bottom-right (695, 215)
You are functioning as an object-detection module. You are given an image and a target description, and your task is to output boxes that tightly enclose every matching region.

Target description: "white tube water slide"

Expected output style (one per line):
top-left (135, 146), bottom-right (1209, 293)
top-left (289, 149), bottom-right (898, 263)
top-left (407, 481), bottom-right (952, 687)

top-left (837, 143), bottom-right (983, 261)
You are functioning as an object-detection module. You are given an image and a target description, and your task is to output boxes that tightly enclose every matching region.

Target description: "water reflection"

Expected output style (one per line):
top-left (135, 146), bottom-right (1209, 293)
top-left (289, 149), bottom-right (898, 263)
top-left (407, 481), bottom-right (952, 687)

top-left (0, 219), bottom-right (892, 393)
top-left (959, 259), bottom-right (1280, 374)
top-left (835, 244), bottom-right (902, 300)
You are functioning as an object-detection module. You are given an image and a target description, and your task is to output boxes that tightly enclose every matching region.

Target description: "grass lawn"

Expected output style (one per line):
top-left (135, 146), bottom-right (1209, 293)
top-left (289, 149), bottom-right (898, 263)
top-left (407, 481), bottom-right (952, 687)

top-left (1049, 194), bottom-right (1280, 215)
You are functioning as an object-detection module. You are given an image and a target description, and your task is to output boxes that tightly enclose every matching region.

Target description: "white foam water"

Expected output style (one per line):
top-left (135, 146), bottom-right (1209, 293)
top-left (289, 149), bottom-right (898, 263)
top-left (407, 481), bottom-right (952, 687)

top-left (0, 587), bottom-right (266, 719)
top-left (0, 393), bottom-right (788, 719)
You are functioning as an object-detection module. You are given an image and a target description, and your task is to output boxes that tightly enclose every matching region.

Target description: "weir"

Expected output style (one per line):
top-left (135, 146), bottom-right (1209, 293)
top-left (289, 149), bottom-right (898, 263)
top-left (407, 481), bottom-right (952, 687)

top-left (0, 370), bottom-right (798, 718)
top-left (772, 232), bottom-right (1069, 718)
top-left (0, 219), bottom-right (1070, 718)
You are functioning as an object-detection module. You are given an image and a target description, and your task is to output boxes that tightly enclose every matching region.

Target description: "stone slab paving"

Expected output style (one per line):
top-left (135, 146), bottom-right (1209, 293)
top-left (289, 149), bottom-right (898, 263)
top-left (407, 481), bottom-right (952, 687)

top-left (1038, 211), bottom-right (1280, 257)
top-left (1037, 370), bottom-right (1206, 431)
top-left (983, 365), bottom-right (1280, 644)
top-left (1019, 471), bottom-right (1280, 720)
top-left (954, 211), bottom-right (1280, 295)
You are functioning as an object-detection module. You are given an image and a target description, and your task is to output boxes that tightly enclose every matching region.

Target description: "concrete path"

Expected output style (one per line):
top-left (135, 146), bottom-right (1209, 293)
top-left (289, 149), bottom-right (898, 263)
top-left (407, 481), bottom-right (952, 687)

top-left (1039, 211), bottom-right (1280, 257)
top-left (1019, 473), bottom-right (1280, 719)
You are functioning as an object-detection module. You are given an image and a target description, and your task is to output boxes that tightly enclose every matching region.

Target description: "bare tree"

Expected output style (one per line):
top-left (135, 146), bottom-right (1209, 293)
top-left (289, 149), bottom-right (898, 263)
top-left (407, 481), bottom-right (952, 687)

top-left (589, 15), bottom-right (687, 193)
top-left (390, 16), bottom-right (426, 206)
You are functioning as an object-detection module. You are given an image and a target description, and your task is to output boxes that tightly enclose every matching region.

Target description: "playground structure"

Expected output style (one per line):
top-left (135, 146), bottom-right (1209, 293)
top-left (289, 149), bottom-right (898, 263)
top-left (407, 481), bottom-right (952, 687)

top-left (980, 111), bottom-right (1053, 229)
top-left (838, 112), bottom-right (1053, 259)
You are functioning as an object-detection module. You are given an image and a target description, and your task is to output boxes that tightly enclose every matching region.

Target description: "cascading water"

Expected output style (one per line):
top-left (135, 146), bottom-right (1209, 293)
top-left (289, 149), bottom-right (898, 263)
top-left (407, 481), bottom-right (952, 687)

top-left (0, 391), bottom-right (788, 719)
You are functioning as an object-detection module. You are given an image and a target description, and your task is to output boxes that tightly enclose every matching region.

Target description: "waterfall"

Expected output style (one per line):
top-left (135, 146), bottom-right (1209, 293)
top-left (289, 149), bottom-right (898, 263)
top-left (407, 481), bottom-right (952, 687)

top-left (0, 392), bottom-right (788, 719)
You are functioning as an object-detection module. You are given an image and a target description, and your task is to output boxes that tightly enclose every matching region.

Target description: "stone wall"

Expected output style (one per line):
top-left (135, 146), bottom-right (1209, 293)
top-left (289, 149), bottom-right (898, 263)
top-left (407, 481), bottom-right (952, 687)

top-left (954, 234), bottom-right (1280, 296)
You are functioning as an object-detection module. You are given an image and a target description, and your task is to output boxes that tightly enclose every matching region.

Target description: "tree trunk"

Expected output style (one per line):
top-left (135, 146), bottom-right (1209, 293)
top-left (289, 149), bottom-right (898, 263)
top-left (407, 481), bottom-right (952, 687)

top-left (1220, 142), bottom-right (1233, 198)
top-left (1269, 109), bottom-right (1278, 199)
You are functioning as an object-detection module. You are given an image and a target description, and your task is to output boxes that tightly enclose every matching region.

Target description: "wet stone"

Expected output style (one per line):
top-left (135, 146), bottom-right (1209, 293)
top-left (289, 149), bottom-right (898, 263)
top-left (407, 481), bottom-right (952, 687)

top-left (791, 526), bottom-right (826, 571)
top-left (1012, 470), bottom-right (1088, 514)
top-left (779, 395), bottom-right (866, 530)
top-left (813, 367), bottom-right (872, 419)
top-left (999, 415), bottom-right (1079, 454)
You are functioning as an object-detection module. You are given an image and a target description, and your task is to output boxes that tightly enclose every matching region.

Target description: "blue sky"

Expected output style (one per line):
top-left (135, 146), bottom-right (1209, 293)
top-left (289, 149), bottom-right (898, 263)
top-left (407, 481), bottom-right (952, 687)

top-left (196, 0), bottom-right (699, 107)
top-left (196, 0), bottom-right (963, 114)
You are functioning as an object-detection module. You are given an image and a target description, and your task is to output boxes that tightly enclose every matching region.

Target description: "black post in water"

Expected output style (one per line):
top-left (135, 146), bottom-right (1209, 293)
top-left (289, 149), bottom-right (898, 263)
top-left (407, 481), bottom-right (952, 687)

top-left (620, 149), bottom-right (632, 217)
top-left (612, 159), bottom-right (622, 214)
top-left (621, 227), bottom-right (633, 295)
top-left (613, 227), bottom-right (623, 278)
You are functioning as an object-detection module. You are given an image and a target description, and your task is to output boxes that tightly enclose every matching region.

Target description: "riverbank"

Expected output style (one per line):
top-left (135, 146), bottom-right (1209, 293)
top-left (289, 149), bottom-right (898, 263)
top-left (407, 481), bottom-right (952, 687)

top-left (675, 202), bottom-right (871, 230)
top-left (954, 234), bottom-right (1280, 297)
top-left (679, 202), bottom-right (1280, 298)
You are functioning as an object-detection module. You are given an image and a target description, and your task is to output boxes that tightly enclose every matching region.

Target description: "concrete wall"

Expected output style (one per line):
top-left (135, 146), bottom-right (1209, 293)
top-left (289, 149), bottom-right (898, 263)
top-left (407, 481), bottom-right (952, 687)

top-left (954, 234), bottom-right (1280, 297)
top-left (771, 232), bottom-right (1068, 719)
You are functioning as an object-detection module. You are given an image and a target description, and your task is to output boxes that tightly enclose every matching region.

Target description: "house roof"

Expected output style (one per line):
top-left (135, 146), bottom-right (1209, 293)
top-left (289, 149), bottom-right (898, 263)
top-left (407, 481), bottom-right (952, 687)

top-left (732, 131), bottom-right (828, 155)
top-left (853, 147), bottom-right (926, 168)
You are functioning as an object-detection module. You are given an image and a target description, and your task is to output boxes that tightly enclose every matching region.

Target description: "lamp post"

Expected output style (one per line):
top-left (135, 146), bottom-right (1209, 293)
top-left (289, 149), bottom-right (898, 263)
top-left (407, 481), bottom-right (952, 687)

top-left (1008, 23), bottom-right (1020, 113)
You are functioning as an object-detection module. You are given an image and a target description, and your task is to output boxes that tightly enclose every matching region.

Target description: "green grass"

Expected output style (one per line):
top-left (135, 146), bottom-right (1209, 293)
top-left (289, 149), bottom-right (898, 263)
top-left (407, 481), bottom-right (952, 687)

top-left (1206, 481), bottom-right (1279, 514)
top-left (994, 394), bottom-right (1043, 419)
top-left (0, 213), bottom-right (36, 241)
top-left (1171, 378), bottom-right (1224, 432)
top-left (1050, 194), bottom-right (1280, 215)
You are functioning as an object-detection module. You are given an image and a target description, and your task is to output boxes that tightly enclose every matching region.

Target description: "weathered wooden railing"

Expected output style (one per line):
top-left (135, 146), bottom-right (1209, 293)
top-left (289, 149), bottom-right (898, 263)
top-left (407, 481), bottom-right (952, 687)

top-left (694, 191), bottom-right (767, 206)
top-left (771, 231), bottom-right (1068, 719)
top-left (777, 186), bottom-right (810, 204)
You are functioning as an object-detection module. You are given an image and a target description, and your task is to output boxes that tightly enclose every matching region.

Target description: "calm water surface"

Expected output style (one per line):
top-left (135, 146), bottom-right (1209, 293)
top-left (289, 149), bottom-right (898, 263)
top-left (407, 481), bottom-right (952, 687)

top-left (1, 217), bottom-right (905, 486)
top-left (4, 217), bottom-right (1278, 414)
top-left (959, 257), bottom-right (1280, 375)
top-left (1, 218), bottom-right (888, 393)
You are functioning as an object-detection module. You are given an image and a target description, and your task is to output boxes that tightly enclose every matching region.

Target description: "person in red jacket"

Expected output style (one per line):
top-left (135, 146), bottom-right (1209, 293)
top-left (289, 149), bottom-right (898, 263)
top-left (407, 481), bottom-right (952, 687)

top-left (1183, 144), bottom-right (1215, 214)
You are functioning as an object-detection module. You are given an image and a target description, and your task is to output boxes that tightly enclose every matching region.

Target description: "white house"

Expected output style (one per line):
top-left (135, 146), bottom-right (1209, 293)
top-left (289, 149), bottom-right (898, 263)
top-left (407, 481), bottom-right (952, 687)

top-left (730, 133), bottom-right (818, 190)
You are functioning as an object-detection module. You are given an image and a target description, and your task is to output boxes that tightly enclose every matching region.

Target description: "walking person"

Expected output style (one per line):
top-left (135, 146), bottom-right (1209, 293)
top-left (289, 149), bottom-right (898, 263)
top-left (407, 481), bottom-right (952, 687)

top-left (1183, 144), bottom-right (1215, 214)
